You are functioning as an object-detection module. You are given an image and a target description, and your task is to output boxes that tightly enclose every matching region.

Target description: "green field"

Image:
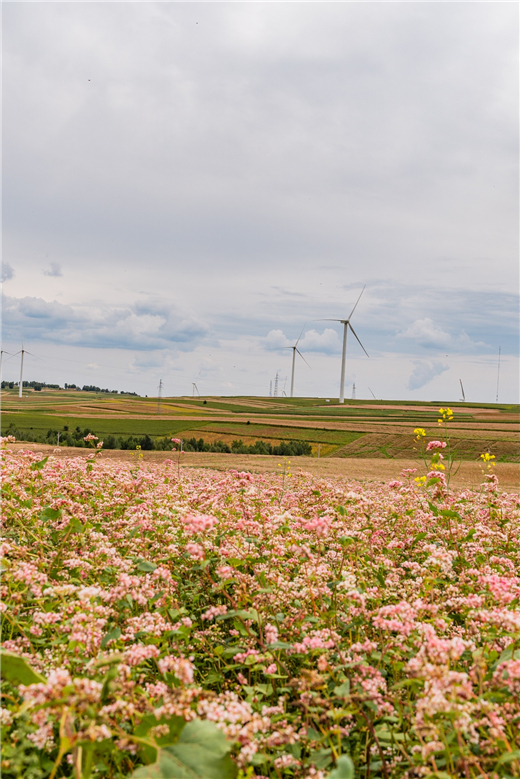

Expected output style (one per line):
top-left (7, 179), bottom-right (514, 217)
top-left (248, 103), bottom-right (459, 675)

top-left (1, 388), bottom-right (518, 460)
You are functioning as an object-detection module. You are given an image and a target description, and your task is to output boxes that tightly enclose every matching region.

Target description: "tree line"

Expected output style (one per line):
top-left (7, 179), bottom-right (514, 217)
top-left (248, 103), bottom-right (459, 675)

top-left (2, 424), bottom-right (312, 456)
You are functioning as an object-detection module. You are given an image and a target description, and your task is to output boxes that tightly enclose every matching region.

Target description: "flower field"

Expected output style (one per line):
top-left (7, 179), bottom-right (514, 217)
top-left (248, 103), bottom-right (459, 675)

top-left (1, 446), bottom-right (519, 779)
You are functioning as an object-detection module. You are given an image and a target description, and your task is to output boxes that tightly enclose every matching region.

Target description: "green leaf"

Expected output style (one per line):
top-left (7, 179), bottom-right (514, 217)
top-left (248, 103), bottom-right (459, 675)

top-left (423, 773), bottom-right (455, 779)
top-left (329, 755), bottom-right (355, 779)
top-left (69, 517), bottom-right (85, 533)
top-left (493, 646), bottom-right (520, 670)
top-left (0, 651), bottom-right (47, 685)
top-left (131, 720), bottom-right (237, 779)
top-left (334, 681), bottom-right (351, 697)
top-left (134, 715), bottom-right (186, 763)
top-left (306, 726), bottom-right (324, 742)
top-left (221, 609), bottom-right (260, 623)
top-left (100, 627), bottom-right (121, 649)
top-left (40, 506), bottom-right (61, 521)
top-left (497, 749), bottom-right (520, 764)
top-left (410, 532), bottom-right (427, 547)
top-left (31, 457), bottom-right (49, 471)
top-left (309, 748), bottom-right (333, 770)
top-left (439, 509), bottom-right (461, 520)
top-left (136, 560), bottom-right (158, 573)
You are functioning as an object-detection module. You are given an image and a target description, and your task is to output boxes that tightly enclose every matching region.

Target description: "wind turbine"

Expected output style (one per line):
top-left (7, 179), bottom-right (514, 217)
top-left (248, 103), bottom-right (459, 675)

top-left (284, 324), bottom-right (310, 397)
top-left (322, 286), bottom-right (369, 404)
top-left (12, 343), bottom-right (35, 399)
top-left (0, 350), bottom-right (12, 384)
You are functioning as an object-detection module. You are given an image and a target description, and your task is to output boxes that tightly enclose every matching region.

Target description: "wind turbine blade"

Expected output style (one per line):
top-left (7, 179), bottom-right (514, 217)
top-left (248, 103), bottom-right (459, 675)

top-left (348, 323), bottom-right (369, 357)
top-left (295, 322), bottom-right (307, 348)
top-left (318, 318), bottom-right (342, 322)
top-left (296, 348), bottom-right (311, 368)
top-left (347, 285), bottom-right (366, 321)
top-left (5, 351), bottom-right (21, 360)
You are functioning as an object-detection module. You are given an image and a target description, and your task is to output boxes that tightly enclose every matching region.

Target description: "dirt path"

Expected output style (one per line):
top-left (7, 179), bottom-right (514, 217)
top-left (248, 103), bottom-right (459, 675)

top-left (5, 443), bottom-right (519, 490)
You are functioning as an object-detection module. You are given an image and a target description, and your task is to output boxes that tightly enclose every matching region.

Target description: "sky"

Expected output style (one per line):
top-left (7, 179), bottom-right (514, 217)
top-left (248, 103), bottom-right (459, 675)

top-left (2, 1), bottom-right (518, 402)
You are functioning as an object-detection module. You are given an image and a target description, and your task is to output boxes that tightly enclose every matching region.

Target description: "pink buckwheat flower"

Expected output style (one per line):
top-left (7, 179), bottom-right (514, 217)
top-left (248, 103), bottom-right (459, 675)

top-left (426, 440), bottom-right (447, 451)
top-left (182, 512), bottom-right (217, 534)
top-left (185, 542), bottom-right (204, 560)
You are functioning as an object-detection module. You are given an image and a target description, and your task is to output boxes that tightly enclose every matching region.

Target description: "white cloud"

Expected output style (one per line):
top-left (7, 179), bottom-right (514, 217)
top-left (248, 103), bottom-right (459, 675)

top-left (1, 263), bottom-right (15, 282)
top-left (264, 329), bottom-right (291, 350)
top-left (398, 318), bottom-right (452, 348)
top-left (2, 294), bottom-right (208, 351)
top-left (397, 317), bottom-right (487, 352)
top-left (43, 262), bottom-right (63, 277)
top-left (298, 328), bottom-right (342, 355)
top-left (408, 360), bottom-right (449, 390)
top-left (264, 327), bottom-right (342, 355)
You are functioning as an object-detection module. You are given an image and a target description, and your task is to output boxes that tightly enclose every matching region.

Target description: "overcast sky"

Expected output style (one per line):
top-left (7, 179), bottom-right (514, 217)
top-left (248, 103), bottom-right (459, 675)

top-left (2, 2), bottom-right (518, 402)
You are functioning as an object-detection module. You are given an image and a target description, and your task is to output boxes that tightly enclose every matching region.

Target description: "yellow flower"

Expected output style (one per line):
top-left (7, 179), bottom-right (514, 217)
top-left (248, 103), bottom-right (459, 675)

top-left (480, 452), bottom-right (495, 464)
top-left (414, 476), bottom-right (427, 485)
top-left (414, 428), bottom-right (426, 437)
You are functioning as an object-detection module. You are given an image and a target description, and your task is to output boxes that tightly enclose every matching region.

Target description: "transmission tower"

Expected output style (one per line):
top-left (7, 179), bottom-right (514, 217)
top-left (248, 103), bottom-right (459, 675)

top-left (192, 382), bottom-right (200, 397)
top-left (273, 372), bottom-right (279, 397)
top-left (351, 382), bottom-right (356, 400)
top-left (269, 380), bottom-right (272, 397)
top-left (157, 379), bottom-right (163, 414)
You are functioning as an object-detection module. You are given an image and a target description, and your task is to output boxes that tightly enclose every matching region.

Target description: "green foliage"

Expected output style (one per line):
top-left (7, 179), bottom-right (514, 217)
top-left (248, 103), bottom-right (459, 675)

top-left (0, 652), bottom-right (46, 685)
top-left (328, 756), bottom-right (355, 779)
top-left (131, 720), bottom-right (237, 779)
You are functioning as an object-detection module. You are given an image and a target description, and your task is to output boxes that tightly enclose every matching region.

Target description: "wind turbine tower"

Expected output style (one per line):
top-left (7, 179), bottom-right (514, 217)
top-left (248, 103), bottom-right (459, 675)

top-left (17, 343), bottom-right (33, 399)
top-left (284, 324), bottom-right (310, 397)
top-left (157, 379), bottom-right (163, 414)
top-left (496, 346), bottom-right (501, 403)
top-left (0, 350), bottom-right (12, 384)
top-left (322, 286), bottom-right (369, 404)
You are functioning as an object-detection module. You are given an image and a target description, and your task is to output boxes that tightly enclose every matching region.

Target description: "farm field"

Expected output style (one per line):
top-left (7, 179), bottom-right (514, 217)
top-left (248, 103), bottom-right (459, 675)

top-left (1, 389), bottom-right (519, 461)
top-left (1, 447), bottom-right (519, 779)
top-left (4, 442), bottom-right (520, 490)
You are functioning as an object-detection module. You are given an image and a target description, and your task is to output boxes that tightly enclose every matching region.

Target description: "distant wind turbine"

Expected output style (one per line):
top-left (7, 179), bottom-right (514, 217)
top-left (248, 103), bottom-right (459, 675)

top-left (12, 343), bottom-right (36, 399)
top-left (321, 286), bottom-right (369, 404)
top-left (284, 324), bottom-right (310, 397)
top-left (459, 379), bottom-right (466, 402)
top-left (0, 350), bottom-right (12, 383)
